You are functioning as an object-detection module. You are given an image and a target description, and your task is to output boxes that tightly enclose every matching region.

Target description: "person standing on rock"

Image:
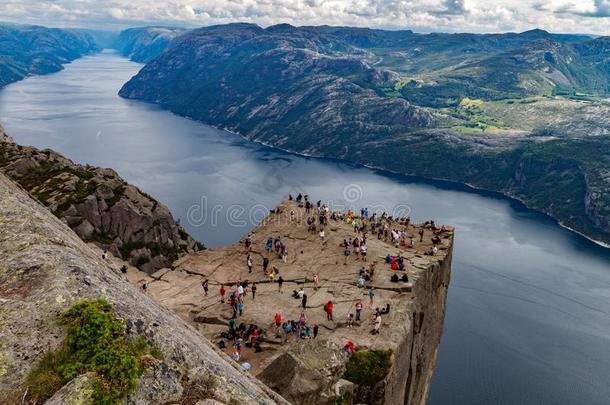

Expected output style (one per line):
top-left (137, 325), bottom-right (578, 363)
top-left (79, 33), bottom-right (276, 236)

top-left (419, 227), bottom-right (425, 242)
top-left (263, 257), bottom-right (270, 273)
top-left (202, 279), bottom-right (209, 296)
top-left (302, 292), bottom-right (308, 309)
top-left (245, 233), bottom-right (252, 251)
top-left (343, 244), bottom-right (351, 265)
top-left (278, 275), bottom-right (284, 293)
top-left (324, 300), bottom-right (334, 321)
top-left (355, 301), bottom-right (363, 322)
top-left (312, 273), bottom-right (319, 290)
top-left (251, 282), bottom-right (257, 300)
top-left (368, 286), bottom-right (376, 305)
top-left (264, 236), bottom-right (273, 253)
top-left (313, 322), bottom-right (319, 339)
top-left (274, 312), bottom-right (282, 331)
top-left (220, 284), bottom-right (227, 303)
top-left (247, 254), bottom-right (253, 273)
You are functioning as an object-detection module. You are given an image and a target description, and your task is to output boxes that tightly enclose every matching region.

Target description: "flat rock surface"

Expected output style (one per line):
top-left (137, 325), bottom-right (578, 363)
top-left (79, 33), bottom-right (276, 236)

top-left (138, 200), bottom-right (453, 379)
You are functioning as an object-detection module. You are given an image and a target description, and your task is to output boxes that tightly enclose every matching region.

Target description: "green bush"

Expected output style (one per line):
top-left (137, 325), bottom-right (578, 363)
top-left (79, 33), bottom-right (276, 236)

top-left (26, 299), bottom-right (154, 404)
top-left (343, 350), bottom-right (393, 387)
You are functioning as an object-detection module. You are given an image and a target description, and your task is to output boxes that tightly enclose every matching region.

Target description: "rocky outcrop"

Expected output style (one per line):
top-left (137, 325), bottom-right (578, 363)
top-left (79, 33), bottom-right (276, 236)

top-left (0, 132), bottom-right (202, 273)
top-left (0, 172), bottom-right (287, 404)
top-left (132, 200), bottom-right (454, 404)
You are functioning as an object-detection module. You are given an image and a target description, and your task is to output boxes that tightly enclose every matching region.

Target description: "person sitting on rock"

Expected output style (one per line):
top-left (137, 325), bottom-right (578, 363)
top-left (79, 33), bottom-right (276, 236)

top-left (249, 328), bottom-right (259, 344)
top-left (391, 273), bottom-right (399, 283)
top-left (373, 313), bottom-right (382, 335)
top-left (381, 303), bottom-right (391, 315)
top-left (346, 313), bottom-right (354, 328)
top-left (357, 275), bottom-right (366, 288)
top-left (344, 340), bottom-right (356, 357)
top-left (401, 274), bottom-right (409, 283)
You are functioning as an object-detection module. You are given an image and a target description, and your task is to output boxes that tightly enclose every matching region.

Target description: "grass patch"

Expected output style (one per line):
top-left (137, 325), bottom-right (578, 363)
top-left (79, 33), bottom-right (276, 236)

top-left (26, 299), bottom-right (156, 404)
top-left (343, 349), bottom-right (392, 387)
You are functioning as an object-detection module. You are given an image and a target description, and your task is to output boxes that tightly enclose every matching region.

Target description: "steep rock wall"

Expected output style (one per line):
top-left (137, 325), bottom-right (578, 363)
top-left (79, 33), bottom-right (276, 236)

top-left (0, 172), bottom-right (287, 404)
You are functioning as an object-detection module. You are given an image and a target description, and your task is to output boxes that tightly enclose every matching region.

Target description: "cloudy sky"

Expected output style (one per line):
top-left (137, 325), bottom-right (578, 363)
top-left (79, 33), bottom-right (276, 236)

top-left (1, 0), bottom-right (609, 34)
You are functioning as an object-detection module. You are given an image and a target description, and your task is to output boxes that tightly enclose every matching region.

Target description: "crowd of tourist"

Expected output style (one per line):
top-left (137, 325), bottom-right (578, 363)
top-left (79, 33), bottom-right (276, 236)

top-left (206, 192), bottom-right (450, 368)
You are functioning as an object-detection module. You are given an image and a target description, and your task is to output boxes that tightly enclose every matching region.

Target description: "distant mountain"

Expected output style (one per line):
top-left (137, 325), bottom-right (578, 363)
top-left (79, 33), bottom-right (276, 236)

top-left (119, 23), bottom-right (432, 150)
top-left (119, 23), bottom-right (610, 244)
top-left (401, 36), bottom-right (610, 106)
top-left (113, 26), bottom-right (188, 63)
top-left (0, 23), bottom-right (98, 87)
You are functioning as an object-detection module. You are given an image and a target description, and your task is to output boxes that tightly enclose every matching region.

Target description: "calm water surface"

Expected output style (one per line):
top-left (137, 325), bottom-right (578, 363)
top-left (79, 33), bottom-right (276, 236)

top-left (1, 51), bottom-right (609, 405)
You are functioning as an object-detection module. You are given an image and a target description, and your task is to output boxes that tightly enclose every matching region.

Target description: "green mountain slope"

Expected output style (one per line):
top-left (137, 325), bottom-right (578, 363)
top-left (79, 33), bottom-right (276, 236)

top-left (0, 23), bottom-right (98, 87)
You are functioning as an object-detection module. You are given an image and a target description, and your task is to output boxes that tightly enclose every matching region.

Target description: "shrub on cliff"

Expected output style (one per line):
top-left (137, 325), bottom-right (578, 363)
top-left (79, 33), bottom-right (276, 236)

top-left (343, 349), bottom-right (393, 387)
top-left (26, 299), bottom-right (156, 404)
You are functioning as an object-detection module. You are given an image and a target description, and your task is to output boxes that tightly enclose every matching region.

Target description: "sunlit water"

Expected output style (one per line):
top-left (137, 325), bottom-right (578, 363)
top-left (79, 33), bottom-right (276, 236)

top-left (1, 51), bottom-right (609, 405)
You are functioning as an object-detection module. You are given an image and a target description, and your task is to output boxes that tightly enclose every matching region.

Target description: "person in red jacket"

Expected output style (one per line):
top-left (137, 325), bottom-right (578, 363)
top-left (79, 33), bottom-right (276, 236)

top-left (324, 300), bottom-right (334, 321)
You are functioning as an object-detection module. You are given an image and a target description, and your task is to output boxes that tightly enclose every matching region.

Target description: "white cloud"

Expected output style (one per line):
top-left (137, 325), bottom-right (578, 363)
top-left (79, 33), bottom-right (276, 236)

top-left (0, 0), bottom-right (608, 34)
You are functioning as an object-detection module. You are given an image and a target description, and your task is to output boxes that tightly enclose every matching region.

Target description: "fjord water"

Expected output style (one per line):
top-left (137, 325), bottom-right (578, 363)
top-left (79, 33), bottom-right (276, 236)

top-left (1, 51), bottom-right (610, 404)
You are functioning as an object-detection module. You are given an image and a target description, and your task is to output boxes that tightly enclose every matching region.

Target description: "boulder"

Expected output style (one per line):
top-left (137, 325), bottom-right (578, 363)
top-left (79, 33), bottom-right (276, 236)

top-left (44, 373), bottom-right (95, 405)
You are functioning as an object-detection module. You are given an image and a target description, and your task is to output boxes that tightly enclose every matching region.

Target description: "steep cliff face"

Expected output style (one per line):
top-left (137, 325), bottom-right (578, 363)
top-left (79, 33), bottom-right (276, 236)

top-left (0, 132), bottom-right (202, 273)
top-left (0, 172), bottom-right (287, 404)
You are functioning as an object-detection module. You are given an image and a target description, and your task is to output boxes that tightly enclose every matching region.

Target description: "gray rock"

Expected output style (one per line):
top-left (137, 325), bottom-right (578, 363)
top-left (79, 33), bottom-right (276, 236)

top-left (44, 373), bottom-right (95, 405)
top-left (0, 172), bottom-right (287, 404)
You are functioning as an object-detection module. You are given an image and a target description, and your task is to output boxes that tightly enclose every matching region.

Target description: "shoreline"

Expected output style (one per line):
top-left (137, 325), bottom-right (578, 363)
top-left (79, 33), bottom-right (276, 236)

top-left (213, 125), bottom-right (610, 249)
